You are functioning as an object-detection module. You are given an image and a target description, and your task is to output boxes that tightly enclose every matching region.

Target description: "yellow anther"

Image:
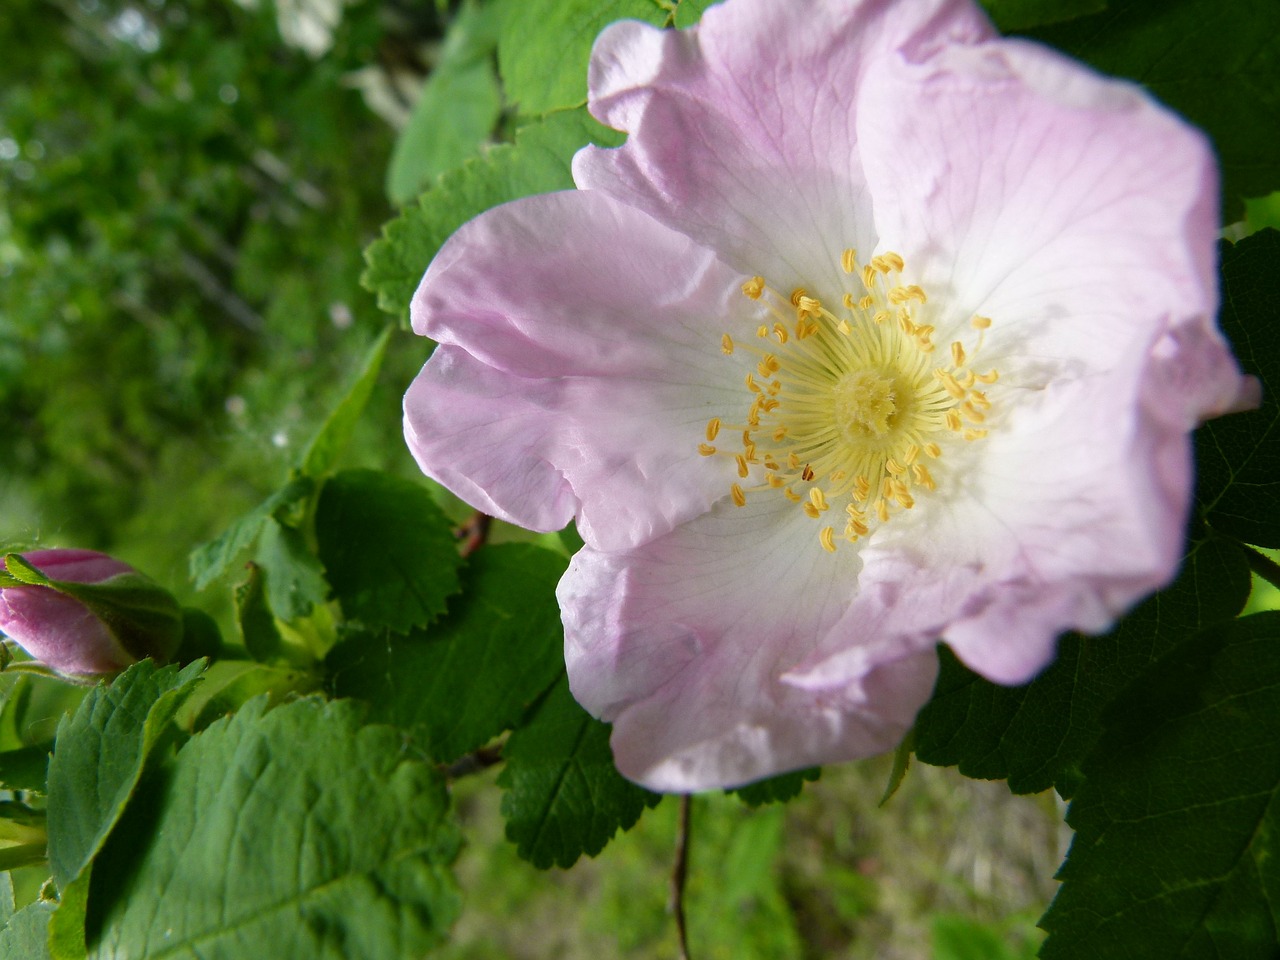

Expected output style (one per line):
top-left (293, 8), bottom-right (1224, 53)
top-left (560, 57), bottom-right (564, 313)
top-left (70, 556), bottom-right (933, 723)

top-left (882, 251), bottom-right (905, 272)
top-left (784, 488), bottom-right (802, 503)
top-left (757, 354), bottom-right (780, 376)
top-left (789, 288), bottom-right (807, 307)
top-left (842, 293), bottom-right (856, 310)
top-left (976, 369), bottom-right (999, 384)
top-left (735, 455), bottom-right (749, 478)
top-left (962, 402), bottom-right (986, 423)
top-left (912, 464), bottom-right (936, 490)
top-left (741, 429), bottom-right (752, 446)
top-left (820, 526), bottom-right (837, 553)
top-left (861, 264), bottom-right (878, 291)
top-left (742, 276), bottom-right (765, 299)
top-left (963, 428), bottom-right (988, 441)
top-left (875, 499), bottom-right (890, 523)
top-left (706, 418), bottom-right (721, 442)
top-left (759, 397), bottom-right (780, 412)
top-left (787, 452), bottom-right (801, 470)
top-left (971, 315), bottom-right (992, 330)
top-left (764, 458), bottom-right (780, 471)
top-left (870, 255), bottom-right (893, 274)
top-left (958, 370), bottom-right (976, 390)
top-left (923, 443), bottom-right (942, 459)
top-left (773, 426), bottom-right (788, 442)
top-left (731, 483), bottom-right (747, 507)
top-left (915, 324), bottom-right (935, 338)
top-left (854, 475), bottom-right (870, 500)
top-left (847, 518), bottom-right (869, 538)
top-left (838, 319), bottom-right (852, 335)
top-left (858, 295), bottom-right (874, 310)
top-left (767, 379), bottom-right (782, 396)
top-left (767, 473), bottom-right (785, 488)
top-left (897, 490), bottom-right (915, 510)
top-left (745, 372), bottom-right (760, 393)
top-left (917, 339), bottom-right (936, 353)
top-left (946, 410), bottom-right (963, 431)
top-left (808, 487), bottom-right (829, 512)
top-left (830, 470), bottom-right (846, 482)
top-left (881, 477), bottom-right (894, 499)
top-left (698, 443), bottom-right (716, 456)
top-left (721, 333), bottom-right (734, 355)
top-left (796, 296), bottom-right (822, 317)
top-left (872, 310), bottom-right (889, 325)
top-left (885, 458), bottom-right (906, 476)
top-left (951, 342), bottom-right (966, 367)
top-left (803, 502), bottom-right (821, 519)
top-left (841, 248), bottom-right (858, 273)
top-left (898, 314), bottom-right (916, 335)
top-left (744, 442), bottom-right (758, 462)
top-left (904, 444), bottom-right (919, 464)
top-left (935, 371), bottom-right (966, 400)
top-left (754, 325), bottom-right (768, 339)
top-left (970, 391), bottom-right (990, 410)
top-left (773, 323), bottom-right (789, 344)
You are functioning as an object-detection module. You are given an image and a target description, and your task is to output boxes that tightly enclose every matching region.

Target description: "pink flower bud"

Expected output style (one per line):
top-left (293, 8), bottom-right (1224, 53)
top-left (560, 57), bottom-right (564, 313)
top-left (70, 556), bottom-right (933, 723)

top-left (0, 549), bottom-right (182, 677)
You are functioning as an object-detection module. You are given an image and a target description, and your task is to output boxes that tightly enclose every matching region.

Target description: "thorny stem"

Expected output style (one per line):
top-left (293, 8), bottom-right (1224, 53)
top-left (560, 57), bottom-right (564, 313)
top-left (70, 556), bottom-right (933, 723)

top-left (458, 511), bottom-right (493, 557)
top-left (1243, 544), bottom-right (1280, 593)
top-left (671, 795), bottom-right (693, 960)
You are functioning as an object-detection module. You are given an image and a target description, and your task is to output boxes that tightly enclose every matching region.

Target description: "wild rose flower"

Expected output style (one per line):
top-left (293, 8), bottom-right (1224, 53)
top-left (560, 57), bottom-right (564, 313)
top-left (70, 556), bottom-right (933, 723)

top-left (403, 0), bottom-right (1251, 790)
top-left (0, 549), bottom-right (182, 677)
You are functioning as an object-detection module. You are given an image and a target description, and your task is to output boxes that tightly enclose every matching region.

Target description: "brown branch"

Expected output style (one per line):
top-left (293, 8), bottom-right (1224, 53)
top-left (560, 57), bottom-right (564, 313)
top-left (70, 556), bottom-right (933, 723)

top-left (670, 794), bottom-right (693, 960)
top-left (443, 744), bottom-right (503, 780)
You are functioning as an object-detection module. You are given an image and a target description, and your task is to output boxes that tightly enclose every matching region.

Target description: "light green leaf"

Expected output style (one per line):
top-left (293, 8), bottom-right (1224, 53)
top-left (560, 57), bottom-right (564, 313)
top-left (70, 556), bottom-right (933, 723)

top-left (254, 519), bottom-right (328, 623)
top-left (298, 326), bottom-right (391, 479)
top-left (672, 0), bottom-right (716, 28)
top-left (85, 698), bottom-right (461, 960)
top-left (315, 469), bottom-right (462, 634)
top-left (188, 476), bottom-right (314, 590)
top-left (496, 0), bottom-right (668, 115)
top-left (45, 660), bottom-right (205, 890)
top-left (1040, 613), bottom-right (1280, 959)
top-left (362, 107), bottom-right (622, 322)
top-left (0, 871), bottom-right (13, 924)
top-left (499, 675), bottom-right (661, 869)
top-left (329, 544), bottom-right (567, 763)
top-left (173, 660), bottom-right (317, 734)
top-left (48, 870), bottom-right (89, 960)
top-left (0, 900), bottom-right (54, 960)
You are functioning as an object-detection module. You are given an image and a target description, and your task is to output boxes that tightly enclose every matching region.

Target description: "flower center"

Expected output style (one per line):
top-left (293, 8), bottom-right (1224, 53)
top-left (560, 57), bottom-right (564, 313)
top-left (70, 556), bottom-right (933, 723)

top-left (700, 249), bottom-right (999, 554)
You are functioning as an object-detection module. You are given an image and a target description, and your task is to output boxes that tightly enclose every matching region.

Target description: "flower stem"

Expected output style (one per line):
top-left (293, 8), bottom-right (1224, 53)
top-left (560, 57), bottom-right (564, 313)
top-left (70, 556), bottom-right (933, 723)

top-left (458, 511), bottom-right (492, 557)
top-left (1243, 544), bottom-right (1280, 593)
top-left (670, 795), bottom-right (693, 960)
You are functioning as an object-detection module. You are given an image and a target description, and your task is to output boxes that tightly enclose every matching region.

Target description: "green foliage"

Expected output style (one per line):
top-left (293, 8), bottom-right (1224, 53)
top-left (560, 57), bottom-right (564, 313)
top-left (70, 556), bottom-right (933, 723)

top-left (386, 2), bottom-right (502, 205)
top-left (298, 326), bottom-right (392, 480)
top-left (499, 676), bottom-right (661, 869)
top-left (1022, 0), bottom-right (1280, 219)
top-left (45, 660), bottom-right (205, 890)
top-left (672, 0), bottom-right (719, 28)
top-left (915, 534), bottom-right (1251, 796)
top-left (254, 519), bottom-right (329, 623)
top-left (362, 107), bottom-right (623, 322)
top-left (730, 768), bottom-right (820, 807)
top-left (188, 476), bottom-right (314, 590)
top-left (0, 900), bottom-right (54, 960)
top-left (1040, 613), bottom-right (1280, 959)
top-left (496, 0), bottom-right (669, 115)
top-left (234, 563), bottom-right (284, 662)
top-left (0, 746), bottom-right (49, 794)
top-left (315, 469), bottom-right (462, 633)
top-left (978, 0), bottom-right (1106, 30)
top-left (82, 697), bottom-right (461, 960)
top-left (1196, 230), bottom-right (1280, 547)
top-left (932, 914), bottom-right (1040, 960)
top-left (329, 544), bottom-right (567, 763)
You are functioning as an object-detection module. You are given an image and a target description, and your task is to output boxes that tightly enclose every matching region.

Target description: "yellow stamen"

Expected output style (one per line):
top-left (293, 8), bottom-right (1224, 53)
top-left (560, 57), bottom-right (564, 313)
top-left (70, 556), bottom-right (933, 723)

top-left (705, 418), bottom-right (721, 442)
top-left (721, 334), bottom-right (734, 355)
top-left (742, 276), bottom-right (765, 299)
top-left (820, 526), bottom-right (837, 553)
top-left (731, 483), bottom-right (747, 507)
top-left (698, 443), bottom-right (716, 456)
top-left (841, 248), bottom-right (858, 274)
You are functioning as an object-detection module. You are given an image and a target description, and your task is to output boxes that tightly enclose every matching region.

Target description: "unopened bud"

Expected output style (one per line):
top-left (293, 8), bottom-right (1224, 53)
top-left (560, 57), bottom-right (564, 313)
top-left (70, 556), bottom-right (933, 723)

top-left (0, 549), bottom-right (182, 677)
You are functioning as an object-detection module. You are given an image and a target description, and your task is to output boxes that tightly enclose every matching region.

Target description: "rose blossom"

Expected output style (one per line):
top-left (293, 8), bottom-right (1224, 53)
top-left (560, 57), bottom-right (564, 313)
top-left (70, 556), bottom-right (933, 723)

top-left (0, 549), bottom-right (181, 676)
top-left (403, 0), bottom-right (1250, 790)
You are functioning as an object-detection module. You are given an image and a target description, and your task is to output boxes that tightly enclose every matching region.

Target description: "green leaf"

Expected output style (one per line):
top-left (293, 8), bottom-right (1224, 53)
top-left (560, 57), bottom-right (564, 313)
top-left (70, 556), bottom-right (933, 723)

top-left (298, 326), bottom-right (392, 479)
top-left (496, 0), bottom-right (668, 116)
top-left (361, 107), bottom-right (622, 322)
top-left (729, 767), bottom-right (820, 807)
top-left (915, 534), bottom-right (1251, 796)
top-left (978, 0), bottom-right (1105, 31)
top-left (315, 469), bottom-right (462, 634)
top-left (329, 544), bottom-right (567, 763)
top-left (254, 519), bottom-right (329, 623)
top-left (0, 745), bottom-right (49, 793)
top-left (1022, 0), bottom-right (1280, 219)
top-left (386, 2), bottom-right (502, 205)
top-left (498, 675), bottom-right (661, 869)
top-left (0, 900), bottom-right (54, 960)
top-left (672, 0), bottom-right (716, 28)
top-left (0, 870), bottom-right (13, 924)
top-left (173, 660), bottom-right (318, 734)
top-left (1196, 230), bottom-right (1280, 547)
top-left (84, 698), bottom-right (461, 960)
top-left (1040, 613), bottom-right (1280, 959)
top-left (188, 476), bottom-right (314, 590)
top-left (48, 870), bottom-right (89, 960)
top-left (233, 563), bottom-right (283, 662)
top-left (45, 660), bottom-right (205, 890)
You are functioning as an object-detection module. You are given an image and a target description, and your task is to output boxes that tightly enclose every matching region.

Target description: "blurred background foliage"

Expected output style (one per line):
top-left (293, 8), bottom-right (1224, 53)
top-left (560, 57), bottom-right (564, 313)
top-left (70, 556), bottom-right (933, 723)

top-left (1, 0), bottom-right (1276, 956)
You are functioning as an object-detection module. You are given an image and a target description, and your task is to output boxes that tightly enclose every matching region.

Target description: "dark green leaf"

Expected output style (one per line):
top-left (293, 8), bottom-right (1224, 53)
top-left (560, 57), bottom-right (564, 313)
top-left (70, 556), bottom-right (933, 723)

top-left (234, 563), bottom-right (283, 662)
top-left (498, 675), bottom-right (660, 869)
top-left (729, 768), bottom-right (820, 807)
top-left (174, 608), bottom-right (222, 665)
top-left (0, 746), bottom-right (49, 793)
top-left (915, 534), bottom-right (1251, 796)
top-left (0, 900), bottom-right (54, 960)
top-left (188, 476), bottom-right (314, 590)
top-left (298, 326), bottom-right (392, 479)
top-left (85, 698), bottom-right (461, 960)
top-left (1196, 230), bottom-right (1280, 547)
top-left (361, 107), bottom-right (622, 322)
top-left (254, 519), bottom-right (329, 622)
top-left (329, 544), bottom-right (567, 763)
top-left (45, 660), bottom-right (205, 890)
top-left (1022, 0), bottom-right (1280, 219)
top-left (496, 0), bottom-right (668, 116)
top-left (979, 0), bottom-right (1105, 31)
top-left (315, 469), bottom-right (462, 634)
top-left (1040, 613), bottom-right (1280, 959)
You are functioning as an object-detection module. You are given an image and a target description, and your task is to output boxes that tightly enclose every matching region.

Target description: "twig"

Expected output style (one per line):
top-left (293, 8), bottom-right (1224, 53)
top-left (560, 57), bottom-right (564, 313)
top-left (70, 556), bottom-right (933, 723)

top-left (1243, 544), bottom-right (1280, 593)
top-left (443, 743), bottom-right (503, 780)
top-left (670, 794), bottom-right (692, 960)
top-left (458, 512), bottom-right (492, 557)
